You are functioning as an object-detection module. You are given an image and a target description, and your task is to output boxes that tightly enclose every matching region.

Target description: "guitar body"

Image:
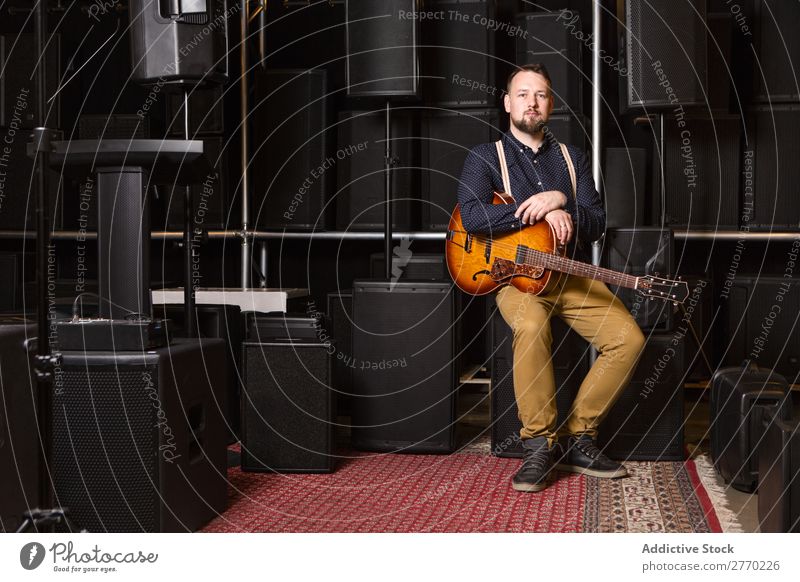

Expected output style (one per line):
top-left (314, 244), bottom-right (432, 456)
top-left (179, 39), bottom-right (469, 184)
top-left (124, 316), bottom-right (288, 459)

top-left (445, 192), bottom-right (564, 296)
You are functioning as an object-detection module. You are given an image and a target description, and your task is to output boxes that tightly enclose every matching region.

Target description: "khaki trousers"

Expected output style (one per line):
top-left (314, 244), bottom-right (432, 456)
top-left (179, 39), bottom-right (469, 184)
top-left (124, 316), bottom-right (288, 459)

top-left (494, 275), bottom-right (646, 447)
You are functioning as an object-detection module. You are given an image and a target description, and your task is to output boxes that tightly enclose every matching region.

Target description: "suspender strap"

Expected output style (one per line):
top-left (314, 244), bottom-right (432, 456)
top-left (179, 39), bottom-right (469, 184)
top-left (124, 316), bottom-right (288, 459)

top-left (559, 142), bottom-right (577, 200)
top-left (495, 140), bottom-right (513, 199)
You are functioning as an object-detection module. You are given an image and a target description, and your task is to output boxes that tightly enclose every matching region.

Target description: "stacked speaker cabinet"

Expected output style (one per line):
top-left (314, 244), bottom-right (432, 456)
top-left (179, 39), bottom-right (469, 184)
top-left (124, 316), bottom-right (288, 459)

top-left (327, 290), bottom-right (354, 413)
top-left (602, 227), bottom-right (676, 331)
top-left (422, 0), bottom-right (496, 107)
top-left (488, 297), bottom-right (590, 458)
top-left (241, 317), bottom-right (334, 473)
top-left (597, 334), bottom-right (686, 461)
top-left (759, 417), bottom-right (800, 533)
top-left (335, 109), bottom-right (417, 230)
top-left (603, 147), bottom-right (646, 228)
top-left (747, 106), bottom-right (800, 230)
top-left (0, 33), bottom-right (60, 128)
top-left (662, 114), bottom-right (741, 229)
top-left (753, 0), bottom-right (800, 103)
top-left (52, 339), bottom-right (228, 532)
top-left (624, 0), bottom-right (707, 109)
top-left (0, 321), bottom-right (38, 531)
top-left (369, 253), bottom-right (447, 281)
top-left (351, 280), bottom-right (455, 453)
top-left (421, 109), bottom-right (501, 231)
top-left (253, 69), bottom-right (331, 230)
top-left (346, 0), bottom-right (419, 98)
top-left (544, 114), bottom-right (589, 150)
top-left (515, 12), bottom-right (582, 114)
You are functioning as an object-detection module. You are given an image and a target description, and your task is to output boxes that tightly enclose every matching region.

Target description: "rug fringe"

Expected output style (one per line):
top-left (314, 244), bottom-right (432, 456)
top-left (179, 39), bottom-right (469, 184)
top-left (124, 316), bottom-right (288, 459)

top-left (693, 454), bottom-right (746, 533)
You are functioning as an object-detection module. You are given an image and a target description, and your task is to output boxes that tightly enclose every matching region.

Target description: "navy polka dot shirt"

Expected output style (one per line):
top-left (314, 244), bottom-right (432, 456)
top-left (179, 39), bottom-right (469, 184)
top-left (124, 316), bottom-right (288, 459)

top-left (456, 129), bottom-right (605, 257)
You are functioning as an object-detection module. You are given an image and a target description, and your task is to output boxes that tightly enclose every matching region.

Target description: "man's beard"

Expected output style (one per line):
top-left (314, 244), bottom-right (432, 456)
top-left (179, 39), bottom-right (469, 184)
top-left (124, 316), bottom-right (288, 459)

top-left (511, 112), bottom-right (546, 135)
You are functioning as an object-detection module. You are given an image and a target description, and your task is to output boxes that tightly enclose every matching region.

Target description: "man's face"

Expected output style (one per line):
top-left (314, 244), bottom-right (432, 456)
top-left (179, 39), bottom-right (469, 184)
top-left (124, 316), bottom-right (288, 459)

top-left (503, 71), bottom-right (554, 135)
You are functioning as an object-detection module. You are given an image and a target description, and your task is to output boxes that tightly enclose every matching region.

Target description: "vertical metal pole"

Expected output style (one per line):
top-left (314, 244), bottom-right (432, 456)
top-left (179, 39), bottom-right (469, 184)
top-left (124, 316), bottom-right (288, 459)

top-left (258, 241), bottom-right (267, 288)
top-left (589, 0), bottom-right (603, 365)
top-left (183, 90), bottom-right (197, 337)
top-left (384, 101), bottom-right (392, 280)
top-left (240, 0), bottom-right (251, 288)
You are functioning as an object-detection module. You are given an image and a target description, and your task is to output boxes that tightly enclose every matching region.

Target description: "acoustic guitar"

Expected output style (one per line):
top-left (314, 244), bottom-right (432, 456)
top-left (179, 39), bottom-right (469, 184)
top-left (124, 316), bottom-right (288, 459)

top-left (445, 193), bottom-right (689, 304)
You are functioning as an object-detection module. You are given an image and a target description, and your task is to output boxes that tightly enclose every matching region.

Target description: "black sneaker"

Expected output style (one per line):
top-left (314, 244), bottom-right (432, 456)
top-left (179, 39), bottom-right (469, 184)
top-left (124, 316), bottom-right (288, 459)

top-left (512, 436), bottom-right (553, 492)
top-left (555, 434), bottom-right (628, 478)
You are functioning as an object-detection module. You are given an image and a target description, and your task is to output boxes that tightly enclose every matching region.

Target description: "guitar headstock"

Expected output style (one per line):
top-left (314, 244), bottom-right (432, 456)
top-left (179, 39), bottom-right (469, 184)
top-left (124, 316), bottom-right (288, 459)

top-left (636, 275), bottom-right (690, 304)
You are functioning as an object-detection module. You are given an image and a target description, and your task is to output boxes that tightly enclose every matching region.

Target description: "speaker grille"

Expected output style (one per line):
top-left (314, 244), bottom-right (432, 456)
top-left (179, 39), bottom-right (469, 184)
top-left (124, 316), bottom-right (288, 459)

top-left (625, 0), bottom-right (707, 108)
top-left (754, 0), bottom-right (800, 102)
top-left (53, 363), bottom-right (159, 532)
top-left (603, 147), bottom-right (646, 228)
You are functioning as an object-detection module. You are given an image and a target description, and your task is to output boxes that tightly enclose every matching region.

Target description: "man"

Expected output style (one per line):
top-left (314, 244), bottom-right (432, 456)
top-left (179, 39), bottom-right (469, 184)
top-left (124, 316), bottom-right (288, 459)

top-left (457, 64), bottom-right (645, 492)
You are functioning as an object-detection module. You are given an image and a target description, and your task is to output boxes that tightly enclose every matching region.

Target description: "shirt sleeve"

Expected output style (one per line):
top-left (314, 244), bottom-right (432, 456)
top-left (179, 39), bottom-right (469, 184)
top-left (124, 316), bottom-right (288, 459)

top-left (456, 146), bottom-right (522, 235)
top-left (563, 147), bottom-right (606, 244)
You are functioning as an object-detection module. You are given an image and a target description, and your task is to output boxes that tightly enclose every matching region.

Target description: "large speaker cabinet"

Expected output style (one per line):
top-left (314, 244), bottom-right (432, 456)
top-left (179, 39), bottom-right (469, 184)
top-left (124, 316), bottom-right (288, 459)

top-left (241, 339), bottom-right (334, 473)
top-left (624, 0), bottom-right (707, 109)
top-left (351, 280), bottom-right (456, 453)
top-left (603, 147), bottom-right (646, 228)
top-left (597, 334), bottom-right (686, 461)
top-left (759, 417), bottom-right (800, 533)
top-left (52, 339), bottom-right (228, 532)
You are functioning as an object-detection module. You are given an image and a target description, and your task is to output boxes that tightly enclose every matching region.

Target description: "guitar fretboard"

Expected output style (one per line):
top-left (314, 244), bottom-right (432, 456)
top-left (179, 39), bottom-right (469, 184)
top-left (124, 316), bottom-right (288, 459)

top-left (518, 246), bottom-right (639, 289)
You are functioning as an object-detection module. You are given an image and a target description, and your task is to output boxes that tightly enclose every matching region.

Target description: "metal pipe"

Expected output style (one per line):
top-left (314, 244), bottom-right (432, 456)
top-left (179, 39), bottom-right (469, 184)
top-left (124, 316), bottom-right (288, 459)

top-left (259, 240), bottom-right (268, 287)
top-left (183, 89), bottom-right (196, 337)
top-left (589, 0), bottom-right (603, 365)
top-left (384, 101), bottom-right (392, 280)
top-left (258, 1), bottom-right (266, 68)
top-left (240, 0), bottom-right (251, 288)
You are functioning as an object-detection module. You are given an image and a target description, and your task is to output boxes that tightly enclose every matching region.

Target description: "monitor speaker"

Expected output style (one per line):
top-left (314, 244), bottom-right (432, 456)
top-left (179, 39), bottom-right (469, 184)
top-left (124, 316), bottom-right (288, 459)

top-left (603, 147), bottom-right (646, 228)
top-left (129, 0), bottom-right (229, 87)
top-left (602, 227), bottom-right (676, 331)
top-left (52, 339), bottom-right (228, 532)
top-left (241, 338), bottom-right (334, 473)
top-left (624, 0), bottom-right (707, 108)
top-left (346, 0), bottom-right (419, 98)
top-left (597, 333), bottom-right (685, 461)
top-left (488, 296), bottom-right (590, 458)
top-left (351, 280), bottom-right (455, 453)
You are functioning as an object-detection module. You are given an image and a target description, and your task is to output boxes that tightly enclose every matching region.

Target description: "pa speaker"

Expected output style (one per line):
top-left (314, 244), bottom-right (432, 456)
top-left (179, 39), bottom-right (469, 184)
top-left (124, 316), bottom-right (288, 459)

top-left (545, 114), bottom-right (589, 150)
top-left (327, 290), bottom-right (354, 413)
top-left (422, 0), bottom-right (496, 107)
top-left (753, 0), bottom-right (800, 102)
top-left (515, 12), bottom-right (583, 114)
top-left (747, 106), bottom-right (800, 230)
top-left (759, 417), bottom-right (800, 532)
top-left (129, 0), bottom-right (229, 87)
top-left (346, 0), bottom-right (419, 98)
top-left (253, 69), bottom-right (331, 230)
top-left (488, 296), bottom-right (590, 458)
top-left (597, 333), bottom-right (686, 461)
top-left (369, 253), bottom-right (447, 281)
top-left (0, 33), bottom-right (60, 128)
top-left (0, 321), bottom-right (38, 532)
top-left (241, 338), bottom-right (334, 473)
top-left (52, 339), bottom-right (228, 532)
top-left (624, 0), bottom-right (707, 109)
top-left (603, 147), bottom-right (646, 228)
top-left (662, 114), bottom-right (740, 229)
top-left (602, 227), bottom-right (675, 331)
top-left (351, 280), bottom-right (455, 453)
top-left (421, 109), bottom-right (501, 231)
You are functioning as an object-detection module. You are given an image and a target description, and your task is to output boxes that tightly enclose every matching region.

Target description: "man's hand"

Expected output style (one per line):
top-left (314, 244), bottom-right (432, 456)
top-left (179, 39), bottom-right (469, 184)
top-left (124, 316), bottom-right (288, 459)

top-left (514, 190), bottom-right (567, 225)
top-left (544, 209), bottom-right (573, 246)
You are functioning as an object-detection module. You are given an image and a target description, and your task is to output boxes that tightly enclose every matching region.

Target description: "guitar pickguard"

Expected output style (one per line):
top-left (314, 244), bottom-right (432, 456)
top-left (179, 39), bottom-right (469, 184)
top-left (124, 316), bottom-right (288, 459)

top-left (491, 257), bottom-right (545, 281)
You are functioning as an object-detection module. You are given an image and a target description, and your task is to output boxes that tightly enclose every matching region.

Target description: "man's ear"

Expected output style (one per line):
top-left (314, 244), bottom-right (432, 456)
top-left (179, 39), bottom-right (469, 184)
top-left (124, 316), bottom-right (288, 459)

top-left (547, 93), bottom-right (555, 115)
top-left (503, 92), bottom-right (511, 113)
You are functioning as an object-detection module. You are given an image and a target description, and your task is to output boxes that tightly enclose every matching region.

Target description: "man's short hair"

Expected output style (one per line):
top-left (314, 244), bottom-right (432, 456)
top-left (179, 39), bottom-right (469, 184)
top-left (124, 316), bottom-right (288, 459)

top-left (506, 63), bottom-right (552, 94)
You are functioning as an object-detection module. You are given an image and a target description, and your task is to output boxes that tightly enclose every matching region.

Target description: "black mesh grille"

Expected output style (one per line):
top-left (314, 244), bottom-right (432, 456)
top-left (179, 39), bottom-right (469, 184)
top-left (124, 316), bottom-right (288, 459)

top-left (53, 363), bottom-right (159, 532)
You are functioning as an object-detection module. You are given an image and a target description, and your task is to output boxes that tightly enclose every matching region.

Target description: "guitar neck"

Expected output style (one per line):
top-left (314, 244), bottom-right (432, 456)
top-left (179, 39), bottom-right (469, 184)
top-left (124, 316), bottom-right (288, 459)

top-left (521, 247), bottom-right (639, 289)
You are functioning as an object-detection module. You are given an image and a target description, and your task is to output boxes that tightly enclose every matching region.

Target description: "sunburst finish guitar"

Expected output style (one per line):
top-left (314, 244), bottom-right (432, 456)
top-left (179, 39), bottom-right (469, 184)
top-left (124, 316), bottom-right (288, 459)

top-left (445, 193), bottom-right (689, 304)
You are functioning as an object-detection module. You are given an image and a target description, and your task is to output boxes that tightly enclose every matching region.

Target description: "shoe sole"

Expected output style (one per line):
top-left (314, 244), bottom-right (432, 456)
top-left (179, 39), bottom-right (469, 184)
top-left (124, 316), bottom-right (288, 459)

top-left (555, 463), bottom-right (628, 479)
top-left (511, 480), bottom-right (549, 492)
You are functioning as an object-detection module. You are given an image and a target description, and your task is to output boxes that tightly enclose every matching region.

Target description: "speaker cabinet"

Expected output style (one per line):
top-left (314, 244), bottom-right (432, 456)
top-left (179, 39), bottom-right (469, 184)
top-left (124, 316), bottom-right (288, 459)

top-left (351, 280), bottom-right (455, 453)
top-left (166, 87), bottom-right (225, 136)
top-left (515, 12), bottom-right (582, 114)
top-left (662, 114), bottom-right (740, 229)
top-left (422, 0), bottom-right (496, 107)
top-left (253, 69), bottom-right (331, 230)
top-left (759, 418), bottom-right (800, 532)
top-left (603, 147), bottom-right (646, 228)
top-left (747, 106), bottom-right (800, 230)
top-left (602, 228), bottom-right (676, 331)
top-left (79, 114), bottom-right (150, 140)
top-left (52, 339), bottom-right (228, 532)
top-left (241, 340), bottom-right (334, 473)
top-left (754, 0), bottom-right (800, 102)
top-left (624, 0), bottom-right (707, 108)
top-left (327, 290), bottom-right (354, 412)
top-left (723, 276), bottom-right (800, 378)
top-left (346, 0), bottom-right (419, 97)
top-left (335, 109), bottom-right (417, 230)
top-left (421, 109), bottom-right (501, 231)
top-left (0, 33), bottom-right (60, 128)
top-left (674, 277), bottom-right (715, 383)
top-left (129, 0), bottom-right (229, 86)
top-left (597, 333), bottom-right (686, 461)
top-left (707, 12), bottom-right (734, 111)
top-left (369, 253), bottom-right (447, 281)
top-left (488, 297), bottom-right (590, 458)
top-left (0, 322), bottom-right (38, 531)
top-left (545, 114), bottom-right (589, 150)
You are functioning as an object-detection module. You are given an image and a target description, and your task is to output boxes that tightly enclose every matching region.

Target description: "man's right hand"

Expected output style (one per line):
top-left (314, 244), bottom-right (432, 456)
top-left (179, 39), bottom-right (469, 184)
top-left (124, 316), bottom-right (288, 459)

top-left (514, 190), bottom-right (567, 225)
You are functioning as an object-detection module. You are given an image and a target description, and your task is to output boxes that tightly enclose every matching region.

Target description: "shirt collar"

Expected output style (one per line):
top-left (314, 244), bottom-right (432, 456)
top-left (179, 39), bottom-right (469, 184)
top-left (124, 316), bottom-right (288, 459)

top-left (503, 127), bottom-right (558, 154)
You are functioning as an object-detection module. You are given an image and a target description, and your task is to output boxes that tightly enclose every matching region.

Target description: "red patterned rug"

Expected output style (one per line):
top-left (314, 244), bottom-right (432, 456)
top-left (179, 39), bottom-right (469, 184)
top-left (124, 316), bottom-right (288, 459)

top-left (202, 445), bottom-right (724, 533)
